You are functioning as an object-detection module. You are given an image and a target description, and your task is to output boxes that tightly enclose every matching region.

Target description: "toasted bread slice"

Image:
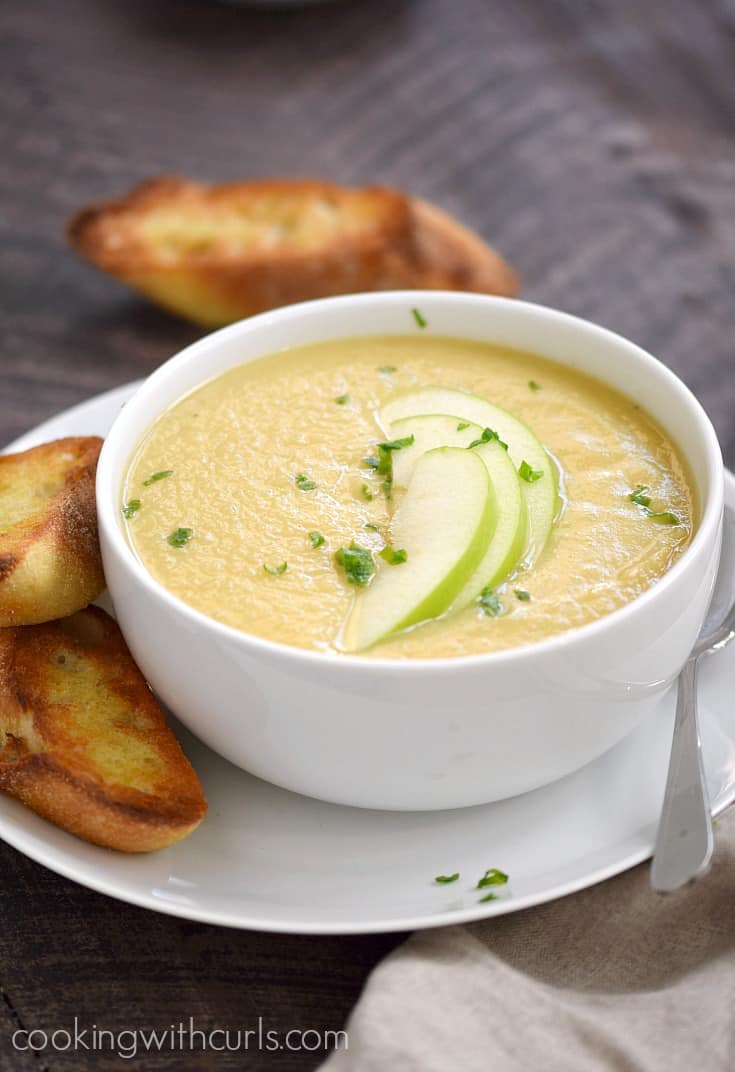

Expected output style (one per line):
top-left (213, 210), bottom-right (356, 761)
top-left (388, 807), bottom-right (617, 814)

top-left (67, 177), bottom-right (519, 327)
top-left (409, 197), bottom-right (520, 294)
top-left (0, 438), bottom-right (105, 627)
top-left (0, 606), bottom-right (207, 851)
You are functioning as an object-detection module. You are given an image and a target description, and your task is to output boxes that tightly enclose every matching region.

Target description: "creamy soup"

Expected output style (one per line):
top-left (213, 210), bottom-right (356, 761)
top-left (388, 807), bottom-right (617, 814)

top-left (123, 335), bottom-right (695, 659)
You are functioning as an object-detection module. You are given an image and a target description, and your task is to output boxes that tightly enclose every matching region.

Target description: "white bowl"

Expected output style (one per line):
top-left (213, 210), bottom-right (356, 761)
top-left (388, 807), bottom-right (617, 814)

top-left (96, 292), bottom-right (724, 810)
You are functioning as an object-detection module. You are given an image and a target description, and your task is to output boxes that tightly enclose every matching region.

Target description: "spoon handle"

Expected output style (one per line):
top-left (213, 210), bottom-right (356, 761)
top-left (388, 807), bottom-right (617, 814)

top-left (650, 656), bottom-right (713, 893)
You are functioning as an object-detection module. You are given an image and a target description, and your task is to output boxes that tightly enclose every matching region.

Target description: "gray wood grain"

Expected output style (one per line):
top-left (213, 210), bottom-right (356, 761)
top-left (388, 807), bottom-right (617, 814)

top-left (2, 0), bottom-right (735, 1067)
top-left (0, 988), bottom-right (40, 1072)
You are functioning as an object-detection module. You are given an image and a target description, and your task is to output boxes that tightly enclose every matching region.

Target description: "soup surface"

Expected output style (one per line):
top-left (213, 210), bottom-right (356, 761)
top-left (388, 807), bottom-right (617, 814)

top-left (123, 334), bottom-right (694, 658)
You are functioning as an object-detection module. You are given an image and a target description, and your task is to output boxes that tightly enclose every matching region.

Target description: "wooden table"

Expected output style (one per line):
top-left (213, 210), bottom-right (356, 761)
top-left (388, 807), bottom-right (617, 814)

top-left (2, 1), bottom-right (735, 1067)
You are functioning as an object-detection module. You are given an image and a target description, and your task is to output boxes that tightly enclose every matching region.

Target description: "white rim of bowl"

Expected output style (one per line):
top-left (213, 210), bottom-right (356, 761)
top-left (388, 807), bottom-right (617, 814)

top-left (97, 291), bottom-right (724, 673)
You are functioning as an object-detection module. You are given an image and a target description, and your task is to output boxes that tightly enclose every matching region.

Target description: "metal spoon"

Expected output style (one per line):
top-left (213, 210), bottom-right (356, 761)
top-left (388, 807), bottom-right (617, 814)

top-left (650, 502), bottom-right (735, 893)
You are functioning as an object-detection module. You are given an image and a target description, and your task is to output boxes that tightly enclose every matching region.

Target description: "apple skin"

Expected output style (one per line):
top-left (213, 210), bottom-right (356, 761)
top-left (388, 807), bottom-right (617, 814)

top-left (381, 387), bottom-right (557, 562)
top-left (340, 447), bottom-right (497, 652)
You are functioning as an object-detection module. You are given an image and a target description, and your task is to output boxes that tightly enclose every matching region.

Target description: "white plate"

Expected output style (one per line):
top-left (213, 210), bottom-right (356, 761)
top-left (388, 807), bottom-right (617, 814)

top-left (2, 382), bottom-right (735, 934)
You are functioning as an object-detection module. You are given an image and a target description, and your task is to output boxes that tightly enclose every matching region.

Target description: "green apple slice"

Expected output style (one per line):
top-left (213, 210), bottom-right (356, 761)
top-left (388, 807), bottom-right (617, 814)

top-left (381, 387), bottom-right (557, 561)
top-left (451, 436), bottom-right (527, 608)
top-left (340, 447), bottom-right (497, 652)
top-left (390, 414), bottom-right (483, 488)
top-left (390, 414), bottom-right (527, 607)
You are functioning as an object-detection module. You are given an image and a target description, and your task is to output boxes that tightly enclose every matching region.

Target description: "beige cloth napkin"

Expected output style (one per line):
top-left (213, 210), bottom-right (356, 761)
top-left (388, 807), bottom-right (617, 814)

top-left (321, 809), bottom-right (735, 1071)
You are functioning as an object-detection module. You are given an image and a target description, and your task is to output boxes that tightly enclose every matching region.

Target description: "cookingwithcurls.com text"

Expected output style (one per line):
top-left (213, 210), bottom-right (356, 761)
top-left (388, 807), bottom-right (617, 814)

top-left (11, 1016), bottom-right (348, 1060)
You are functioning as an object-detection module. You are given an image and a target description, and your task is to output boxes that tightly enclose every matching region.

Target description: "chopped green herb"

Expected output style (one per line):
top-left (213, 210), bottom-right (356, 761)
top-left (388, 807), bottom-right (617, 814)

top-left (143, 469), bottom-right (173, 486)
top-left (377, 435), bottom-right (415, 459)
top-left (263, 561), bottom-right (288, 575)
top-left (468, 427), bottom-right (508, 451)
top-left (514, 589), bottom-right (531, 601)
top-left (528, 380), bottom-right (541, 392)
top-left (412, 307), bottom-right (427, 329)
top-left (335, 543), bottom-right (375, 586)
top-left (378, 365), bottom-right (398, 375)
top-left (308, 531), bottom-right (326, 548)
top-left (379, 546), bottom-right (408, 565)
top-left (122, 499), bottom-right (141, 519)
top-left (434, 873), bottom-right (459, 885)
top-left (628, 486), bottom-right (680, 524)
top-left (167, 527), bottom-right (193, 548)
top-left (468, 427), bottom-right (496, 449)
top-left (365, 436), bottom-right (415, 499)
top-left (476, 868), bottom-right (509, 889)
top-left (457, 421), bottom-right (471, 431)
top-left (478, 585), bottom-right (502, 617)
top-left (479, 892), bottom-right (499, 903)
top-left (360, 483), bottom-right (375, 502)
top-left (334, 394), bottom-right (349, 405)
top-left (295, 473), bottom-right (318, 492)
top-left (628, 484), bottom-right (652, 508)
top-left (375, 448), bottom-right (392, 476)
top-left (364, 522), bottom-right (381, 533)
top-left (519, 460), bottom-right (543, 483)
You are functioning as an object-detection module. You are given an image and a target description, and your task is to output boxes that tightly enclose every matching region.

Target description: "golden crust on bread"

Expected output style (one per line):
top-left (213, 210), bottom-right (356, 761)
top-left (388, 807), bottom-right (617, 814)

top-left (67, 177), bottom-right (519, 327)
top-left (0, 607), bottom-right (207, 851)
top-left (0, 438), bottom-right (105, 627)
top-left (408, 197), bottom-right (519, 294)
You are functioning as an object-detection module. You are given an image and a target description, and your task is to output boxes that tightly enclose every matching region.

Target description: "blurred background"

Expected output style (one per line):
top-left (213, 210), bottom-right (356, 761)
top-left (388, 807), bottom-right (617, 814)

top-left (2, 2), bottom-right (735, 1068)
top-left (3, 0), bottom-right (735, 452)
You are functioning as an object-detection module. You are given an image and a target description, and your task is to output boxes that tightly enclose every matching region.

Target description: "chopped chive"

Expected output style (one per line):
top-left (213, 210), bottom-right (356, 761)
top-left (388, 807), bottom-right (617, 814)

top-left (122, 499), bottom-right (141, 519)
top-left (378, 365), bottom-right (398, 375)
top-left (479, 892), bottom-right (499, 903)
top-left (478, 585), bottom-right (502, 617)
top-left (143, 469), bottom-right (173, 486)
top-left (308, 531), bottom-right (326, 548)
top-left (528, 380), bottom-right (541, 392)
top-left (263, 561), bottom-right (288, 575)
top-left (334, 394), bottom-right (349, 405)
top-left (360, 482), bottom-right (375, 502)
top-left (628, 484), bottom-right (652, 508)
top-left (412, 307), bottom-right (427, 329)
top-left (476, 868), bottom-right (508, 889)
top-left (468, 427), bottom-right (508, 451)
top-left (514, 589), bottom-right (531, 602)
top-left (434, 873), bottom-right (459, 885)
top-left (335, 543), bottom-right (375, 586)
top-left (364, 522), bottom-right (381, 533)
top-left (363, 456), bottom-right (380, 470)
top-left (519, 460), bottom-right (543, 483)
top-left (167, 527), bottom-right (193, 548)
top-left (295, 473), bottom-right (318, 492)
top-left (379, 546), bottom-right (408, 565)
top-left (457, 421), bottom-right (471, 431)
